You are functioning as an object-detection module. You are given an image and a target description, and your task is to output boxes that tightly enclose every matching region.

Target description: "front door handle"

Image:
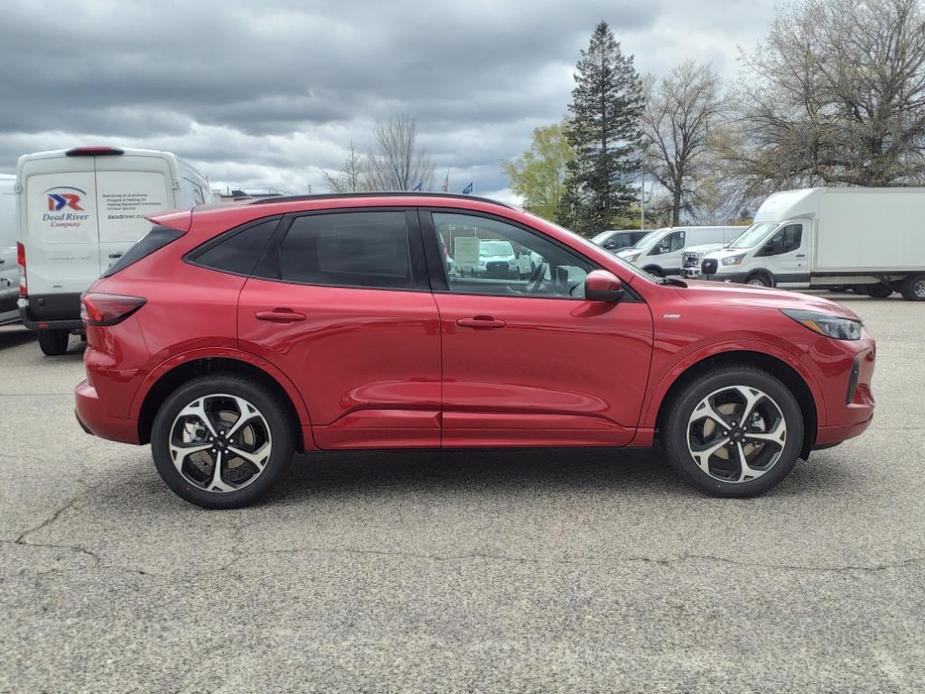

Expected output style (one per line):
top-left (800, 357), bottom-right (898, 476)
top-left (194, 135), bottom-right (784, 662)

top-left (255, 308), bottom-right (307, 323)
top-left (456, 316), bottom-right (506, 329)
top-left (795, 254), bottom-right (806, 258)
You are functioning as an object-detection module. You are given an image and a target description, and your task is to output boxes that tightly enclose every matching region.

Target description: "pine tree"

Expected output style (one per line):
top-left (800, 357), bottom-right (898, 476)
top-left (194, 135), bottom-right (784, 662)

top-left (560, 22), bottom-right (644, 235)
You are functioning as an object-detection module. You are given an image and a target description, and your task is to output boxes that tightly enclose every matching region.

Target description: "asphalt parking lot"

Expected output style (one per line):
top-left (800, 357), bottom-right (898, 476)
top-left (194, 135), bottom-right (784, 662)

top-left (1, 293), bottom-right (923, 693)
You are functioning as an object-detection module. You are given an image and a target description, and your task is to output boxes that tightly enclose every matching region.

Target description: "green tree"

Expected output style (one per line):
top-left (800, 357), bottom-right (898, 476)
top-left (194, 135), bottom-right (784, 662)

top-left (560, 21), bottom-right (644, 235)
top-left (501, 122), bottom-right (573, 221)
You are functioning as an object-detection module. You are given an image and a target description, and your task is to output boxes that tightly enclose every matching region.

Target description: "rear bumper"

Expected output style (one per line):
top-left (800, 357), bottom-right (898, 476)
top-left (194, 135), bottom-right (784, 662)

top-left (75, 378), bottom-right (140, 444)
top-left (20, 294), bottom-right (84, 332)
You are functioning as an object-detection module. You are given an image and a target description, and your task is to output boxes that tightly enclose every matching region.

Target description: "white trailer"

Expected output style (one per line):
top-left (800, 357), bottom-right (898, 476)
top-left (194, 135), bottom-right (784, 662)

top-left (701, 188), bottom-right (925, 300)
top-left (16, 146), bottom-right (211, 354)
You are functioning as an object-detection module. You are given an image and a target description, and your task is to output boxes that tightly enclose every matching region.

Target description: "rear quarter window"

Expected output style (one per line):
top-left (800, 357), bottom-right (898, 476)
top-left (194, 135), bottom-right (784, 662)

top-left (188, 218), bottom-right (281, 276)
top-left (102, 225), bottom-right (184, 277)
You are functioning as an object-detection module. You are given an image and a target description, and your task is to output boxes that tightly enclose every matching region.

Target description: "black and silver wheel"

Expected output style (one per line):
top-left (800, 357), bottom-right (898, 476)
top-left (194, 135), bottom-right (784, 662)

top-left (151, 375), bottom-right (294, 508)
top-left (37, 329), bottom-right (70, 356)
top-left (745, 272), bottom-right (773, 288)
top-left (663, 367), bottom-right (803, 497)
top-left (900, 274), bottom-right (925, 301)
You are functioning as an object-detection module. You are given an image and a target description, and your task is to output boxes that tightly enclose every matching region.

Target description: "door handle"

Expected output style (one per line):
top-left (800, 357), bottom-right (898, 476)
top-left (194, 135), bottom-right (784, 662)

top-left (255, 308), bottom-right (307, 323)
top-left (795, 254), bottom-right (806, 258)
top-left (456, 316), bottom-right (506, 329)
top-left (108, 252), bottom-right (123, 259)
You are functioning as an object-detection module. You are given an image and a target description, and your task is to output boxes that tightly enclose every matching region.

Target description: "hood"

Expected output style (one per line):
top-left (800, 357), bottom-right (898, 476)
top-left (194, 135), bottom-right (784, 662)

top-left (679, 280), bottom-right (861, 320)
top-left (703, 247), bottom-right (747, 261)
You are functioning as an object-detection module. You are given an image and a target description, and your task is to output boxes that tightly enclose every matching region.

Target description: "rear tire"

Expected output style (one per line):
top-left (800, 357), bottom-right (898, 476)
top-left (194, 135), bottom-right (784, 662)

top-left (151, 374), bottom-right (295, 509)
top-left (37, 329), bottom-right (70, 356)
top-left (899, 274), bottom-right (925, 301)
top-left (865, 283), bottom-right (893, 298)
top-left (662, 366), bottom-right (804, 498)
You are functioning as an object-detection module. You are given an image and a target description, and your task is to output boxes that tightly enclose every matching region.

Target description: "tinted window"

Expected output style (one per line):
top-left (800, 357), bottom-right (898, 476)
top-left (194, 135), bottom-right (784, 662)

top-left (433, 212), bottom-right (593, 299)
top-left (102, 225), bottom-right (183, 278)
top-left (760, 224), bottom-right (803, 256)
top-left (277, 211), bottom-right (413, 289)
top-left (194, 218), bottom-right (279, 275)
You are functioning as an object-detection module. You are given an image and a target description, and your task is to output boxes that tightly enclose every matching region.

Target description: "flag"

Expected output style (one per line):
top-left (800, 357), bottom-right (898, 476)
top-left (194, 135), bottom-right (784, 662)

top-left (442, 172), bottom-right (449, 192)
top-left (412, 181), bottom-right (423, 191)
top-left (462, 181), bottom-right (473, 195)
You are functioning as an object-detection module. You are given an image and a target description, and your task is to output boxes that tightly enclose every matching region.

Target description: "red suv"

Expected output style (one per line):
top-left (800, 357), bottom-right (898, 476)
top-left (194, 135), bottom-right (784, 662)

top-left (75, 194), bottom-right (875, 508)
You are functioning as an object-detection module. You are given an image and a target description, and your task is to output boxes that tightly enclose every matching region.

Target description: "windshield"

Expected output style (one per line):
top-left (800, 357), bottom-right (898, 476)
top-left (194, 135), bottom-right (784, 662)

top-left (631, 230), bottom-right (663, 250)
top-left (728, 222), bottom-right (777, 250)
top-left (480, 240), bottom-right (514, 256)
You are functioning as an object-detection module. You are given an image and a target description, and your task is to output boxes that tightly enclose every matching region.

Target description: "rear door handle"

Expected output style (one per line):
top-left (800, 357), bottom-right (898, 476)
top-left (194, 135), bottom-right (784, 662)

top-left (255, 308), bottom-right (307, 323)
top-left (456, 316), bottom-right (506, 329)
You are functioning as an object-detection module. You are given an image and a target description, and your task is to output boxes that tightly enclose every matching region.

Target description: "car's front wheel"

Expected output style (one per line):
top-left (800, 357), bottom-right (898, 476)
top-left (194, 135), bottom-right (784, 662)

top-left (662, 366), bottom-right (804, 497)
top-left (151, 374), bottom-right (295, 509)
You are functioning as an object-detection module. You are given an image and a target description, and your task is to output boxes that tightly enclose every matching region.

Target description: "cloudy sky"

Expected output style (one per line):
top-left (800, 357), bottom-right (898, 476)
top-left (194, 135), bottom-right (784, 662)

top-left (0, 0), bottom-right (778, 200)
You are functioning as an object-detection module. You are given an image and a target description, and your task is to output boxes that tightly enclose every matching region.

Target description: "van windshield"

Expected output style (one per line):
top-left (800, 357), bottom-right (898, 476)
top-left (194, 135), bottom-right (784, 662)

top-left (631, 230), bottom-right (661, 250)
top-left (728, 222), bottom-right (777, 250)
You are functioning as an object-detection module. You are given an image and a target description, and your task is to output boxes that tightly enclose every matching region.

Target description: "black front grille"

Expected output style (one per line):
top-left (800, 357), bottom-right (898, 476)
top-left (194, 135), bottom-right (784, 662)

top-left (486, 261), bottom-right (510, 272)
top-left (701, 258), bottom-right (718, 275)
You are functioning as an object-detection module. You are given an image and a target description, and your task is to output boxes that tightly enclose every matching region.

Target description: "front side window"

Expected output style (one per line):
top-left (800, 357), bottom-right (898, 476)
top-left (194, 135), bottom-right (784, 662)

top-left (433, 212), bottom-right (592, 299)
top-left (276, 211), bottom-right (413, 289)
top-left (650, 231), bottom-right (685, 255)
top-left (759, 224), bottom-right (803, 257)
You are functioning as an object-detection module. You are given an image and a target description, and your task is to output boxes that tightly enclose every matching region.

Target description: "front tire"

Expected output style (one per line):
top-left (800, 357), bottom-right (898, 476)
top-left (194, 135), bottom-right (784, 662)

top-left (151, 374), bottom-right (295, 509)
top-left (662, 366), bottom-right (804, 498)
top-left (745, 272), bottom-right (773, 288)
top-left (37, 329), bottom-right (70, 356)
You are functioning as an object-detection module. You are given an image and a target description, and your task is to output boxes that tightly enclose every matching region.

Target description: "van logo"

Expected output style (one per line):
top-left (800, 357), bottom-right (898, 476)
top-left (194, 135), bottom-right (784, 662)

top-left (47, 188), bottom-right (85, 211)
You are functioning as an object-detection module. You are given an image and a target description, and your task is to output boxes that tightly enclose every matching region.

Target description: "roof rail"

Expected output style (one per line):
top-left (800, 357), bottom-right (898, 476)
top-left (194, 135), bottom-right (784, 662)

top-left (249, 191), bottom-right (515, 209)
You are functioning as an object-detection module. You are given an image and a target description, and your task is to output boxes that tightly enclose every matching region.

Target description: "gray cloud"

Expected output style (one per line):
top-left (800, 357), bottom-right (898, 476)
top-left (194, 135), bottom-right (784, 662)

top-left (0, 0), bottom-right (775, 196)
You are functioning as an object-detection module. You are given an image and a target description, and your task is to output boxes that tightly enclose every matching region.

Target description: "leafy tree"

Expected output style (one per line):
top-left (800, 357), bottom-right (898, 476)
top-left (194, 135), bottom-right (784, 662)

top-left (734, 0), bottom-right (925, 189)
top-left (501, 122), bottom-right (573, 221)
top-left (559, 21), bottom-right (644, 235)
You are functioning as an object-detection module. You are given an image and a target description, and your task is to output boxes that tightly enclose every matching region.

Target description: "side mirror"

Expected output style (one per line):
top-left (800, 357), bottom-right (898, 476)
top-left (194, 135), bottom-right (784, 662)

top-left (585, 270), bottom-right (624, 302)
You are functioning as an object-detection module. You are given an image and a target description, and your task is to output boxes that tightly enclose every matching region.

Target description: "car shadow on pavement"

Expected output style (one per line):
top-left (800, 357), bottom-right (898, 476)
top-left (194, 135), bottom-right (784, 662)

top-left (0, 325), bottom-right (35, 350)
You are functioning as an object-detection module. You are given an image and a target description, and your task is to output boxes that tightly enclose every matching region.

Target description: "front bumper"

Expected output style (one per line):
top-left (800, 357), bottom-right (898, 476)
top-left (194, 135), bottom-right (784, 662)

top-left (75, 378), bottom-right (140, 444)
top-left (813, 338), bottom-right (876, 448)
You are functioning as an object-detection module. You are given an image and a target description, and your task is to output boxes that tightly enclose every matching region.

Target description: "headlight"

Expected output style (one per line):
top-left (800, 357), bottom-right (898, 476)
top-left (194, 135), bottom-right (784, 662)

top-left (721, 253), bottom-right (747, 266)
top-left (782, 309), bottom-right (862, 340)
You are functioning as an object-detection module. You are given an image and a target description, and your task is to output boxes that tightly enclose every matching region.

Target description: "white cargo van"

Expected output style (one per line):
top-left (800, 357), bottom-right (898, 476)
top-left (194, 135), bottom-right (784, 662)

top-left (615, 226), bottom-right (745, 277)
top-left (0, 174), bottom-right (18, 325)
top-left (16, 146), bottom-right (210, 354)
top-left (700, 188), bottom-right (925, 300)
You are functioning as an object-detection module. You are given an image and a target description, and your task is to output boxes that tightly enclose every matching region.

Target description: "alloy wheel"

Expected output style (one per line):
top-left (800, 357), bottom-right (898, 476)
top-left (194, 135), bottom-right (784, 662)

top-left (686, 385), bottom-right (787, 483)
top-left (914, 278), bottom-right (925, 299)
top-left (168, 394), bottom-right (273, 493)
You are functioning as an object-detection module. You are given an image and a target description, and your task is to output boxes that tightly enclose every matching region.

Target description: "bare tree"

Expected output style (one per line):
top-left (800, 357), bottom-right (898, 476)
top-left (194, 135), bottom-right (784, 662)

top-left (641, 61), bottom-right (725, 225)
top-left (365, 115), bottom-right (434, 191)
top-left (324, 141), bottom-right (368, 193)
top-left (734, 0), bottom-right (925, 190)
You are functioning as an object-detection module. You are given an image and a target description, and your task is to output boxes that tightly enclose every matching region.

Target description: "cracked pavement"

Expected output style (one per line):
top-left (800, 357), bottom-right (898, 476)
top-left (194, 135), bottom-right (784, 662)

top-left (1, 294), bottom-right (924, 693)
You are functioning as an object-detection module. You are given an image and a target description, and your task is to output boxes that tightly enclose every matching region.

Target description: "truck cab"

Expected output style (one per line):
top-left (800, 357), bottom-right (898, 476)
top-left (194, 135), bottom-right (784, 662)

top-left (701, 220), bottom-right (811, 288)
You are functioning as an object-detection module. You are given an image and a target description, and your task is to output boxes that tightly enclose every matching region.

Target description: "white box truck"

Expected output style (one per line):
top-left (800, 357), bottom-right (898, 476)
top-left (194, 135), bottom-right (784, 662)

top-left (16, 146), bottom-right (211, 354)
top-left (700, 188), bottom-right (925, 300)
top-left (0, 174), bottom-right (18, 325)
top-left (615, 226), bottom-right (745, 277)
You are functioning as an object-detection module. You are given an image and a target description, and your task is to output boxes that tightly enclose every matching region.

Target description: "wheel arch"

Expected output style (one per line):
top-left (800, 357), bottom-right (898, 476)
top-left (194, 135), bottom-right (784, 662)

top-left (642, 264), bottom-right (664, 277)
top-left (134, 351), bottom-right (312, 451)
top-left (652, 350), bottom-right (819, 459)
top-left (745, 269), bottom-right (774, 286)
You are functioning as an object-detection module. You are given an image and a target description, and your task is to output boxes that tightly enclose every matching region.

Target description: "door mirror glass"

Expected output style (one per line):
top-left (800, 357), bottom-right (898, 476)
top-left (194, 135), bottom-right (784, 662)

top-left (585, 270), bottom-right (624, 302)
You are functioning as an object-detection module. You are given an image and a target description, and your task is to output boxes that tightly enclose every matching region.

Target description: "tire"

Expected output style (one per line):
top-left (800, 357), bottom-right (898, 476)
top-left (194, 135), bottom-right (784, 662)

top-left (744, 272), bottom-right (773, 288)
top-left (662, 366), bottom-right (804, 498)
top-left (643, 266), bottom-right (664, 278)
top-left (899, 273), bottom-right (925, 301)
top-left (151, 374), bottom-right (295, 509)
top-left (37, 329), bottom-right (70, 356)
top-left (864, 283), bottom-right (893, 299)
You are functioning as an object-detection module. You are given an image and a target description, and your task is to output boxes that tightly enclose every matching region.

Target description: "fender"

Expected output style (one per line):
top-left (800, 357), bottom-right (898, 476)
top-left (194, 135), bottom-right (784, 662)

top-left (129, 346), bottom-right (317, 447)
top-left (637, 337), bottom-right (828, 436)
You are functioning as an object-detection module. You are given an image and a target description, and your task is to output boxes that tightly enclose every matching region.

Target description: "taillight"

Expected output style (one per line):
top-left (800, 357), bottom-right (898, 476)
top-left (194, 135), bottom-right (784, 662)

top-left (17, 242), bottom-right (26, 298)
top-left (81, 293), bottom-right (146, 326)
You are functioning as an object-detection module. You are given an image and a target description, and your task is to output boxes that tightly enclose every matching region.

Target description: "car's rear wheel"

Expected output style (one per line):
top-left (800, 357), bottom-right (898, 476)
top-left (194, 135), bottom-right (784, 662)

top-left (37, 329), bottom-right (70, 356)
top-left (662, 366), bottom-right (804, 497)
top-left (151, 374), bottom-right (295, 509)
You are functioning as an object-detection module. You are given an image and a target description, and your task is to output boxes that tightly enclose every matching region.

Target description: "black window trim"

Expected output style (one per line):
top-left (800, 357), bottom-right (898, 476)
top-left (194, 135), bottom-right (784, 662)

top-left (419, 207), bottom-right (643, 303)
top-left (184, 214), bottom-right (285, 278)
top-left (251, 207), bottom-right (431, 294)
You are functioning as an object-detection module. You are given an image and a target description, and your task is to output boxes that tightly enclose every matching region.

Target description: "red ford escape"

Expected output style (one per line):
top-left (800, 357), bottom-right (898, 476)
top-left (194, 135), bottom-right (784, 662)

top-left (74, 193), bottom-right (875, 508)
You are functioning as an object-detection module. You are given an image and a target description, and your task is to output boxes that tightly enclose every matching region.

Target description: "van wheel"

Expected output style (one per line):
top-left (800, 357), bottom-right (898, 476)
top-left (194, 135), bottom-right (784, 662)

top-left (37, 329), bottom-right (70, 356)
top-left (662, 366), bottom-right (804, 498)
top-left (644, 266), bottom-right (664, 278)
top-left (151, 374), bottom-right (295, 509)
top-left (745, 272), bottom-right (773, 288)
top-left (865, 283), bottom-right (893, 299)
top-left (900, 274), bottom-right (925, 301)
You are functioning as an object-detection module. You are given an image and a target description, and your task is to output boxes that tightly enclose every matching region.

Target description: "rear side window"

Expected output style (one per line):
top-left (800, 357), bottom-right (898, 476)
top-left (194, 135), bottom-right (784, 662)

top-left (192, 218), bottom-right (280, 275)
top-left (102, 225), bottom-right (183, 277)
top-left (271, 211), bottom-right (413, 289)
